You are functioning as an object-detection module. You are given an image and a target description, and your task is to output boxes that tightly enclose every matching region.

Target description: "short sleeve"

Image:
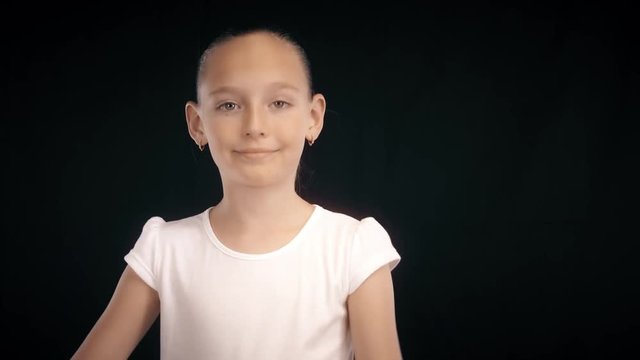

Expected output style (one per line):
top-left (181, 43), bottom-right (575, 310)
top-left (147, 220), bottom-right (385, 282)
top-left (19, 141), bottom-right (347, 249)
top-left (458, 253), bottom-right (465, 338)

top-left (123, 216), bottom-right (165, 291)
top-left (348, 217), bottom-right (401, 295)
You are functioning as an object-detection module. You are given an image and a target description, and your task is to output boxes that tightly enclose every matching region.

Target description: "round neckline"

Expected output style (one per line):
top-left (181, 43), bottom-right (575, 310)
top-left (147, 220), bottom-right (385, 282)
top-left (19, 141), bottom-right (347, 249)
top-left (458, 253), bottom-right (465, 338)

top-left (202, 204), bottom-right (322, 260)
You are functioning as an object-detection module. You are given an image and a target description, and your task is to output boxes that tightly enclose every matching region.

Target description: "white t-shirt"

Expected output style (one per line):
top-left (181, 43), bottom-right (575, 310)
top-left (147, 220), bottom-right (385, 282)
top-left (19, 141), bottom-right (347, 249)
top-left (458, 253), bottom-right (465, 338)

top-left (124, 204), bottom-right (401, 360)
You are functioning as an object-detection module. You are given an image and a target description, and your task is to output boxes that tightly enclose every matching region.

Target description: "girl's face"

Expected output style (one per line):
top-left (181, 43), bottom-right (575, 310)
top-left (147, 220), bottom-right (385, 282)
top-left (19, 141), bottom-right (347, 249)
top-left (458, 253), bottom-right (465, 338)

top-left (187, 32), bottom-right (325, 190)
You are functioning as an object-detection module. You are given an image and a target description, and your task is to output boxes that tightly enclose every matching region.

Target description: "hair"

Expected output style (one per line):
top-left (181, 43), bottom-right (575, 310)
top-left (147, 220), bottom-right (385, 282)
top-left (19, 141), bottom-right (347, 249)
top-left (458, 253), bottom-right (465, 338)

top-left (195, 27), bottom-right (314, 103)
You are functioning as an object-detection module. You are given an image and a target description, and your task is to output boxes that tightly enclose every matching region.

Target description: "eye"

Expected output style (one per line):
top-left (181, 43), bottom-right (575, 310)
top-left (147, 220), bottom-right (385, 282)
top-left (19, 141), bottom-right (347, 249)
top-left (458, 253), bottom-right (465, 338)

top-left (272, 100), bottom-right (289, 109)
top-left (217, 102), bottom-right (239, 111)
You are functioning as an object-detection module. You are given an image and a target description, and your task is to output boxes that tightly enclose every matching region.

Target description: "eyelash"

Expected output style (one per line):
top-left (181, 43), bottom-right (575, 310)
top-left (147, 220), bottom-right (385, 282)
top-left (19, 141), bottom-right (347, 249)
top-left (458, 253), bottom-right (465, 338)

top-left (215, 101), bottom-right (291, 112)
top-left (272, 100), bottom-right (289, 109)
top-left (217, 102), bottom-right (239, 111)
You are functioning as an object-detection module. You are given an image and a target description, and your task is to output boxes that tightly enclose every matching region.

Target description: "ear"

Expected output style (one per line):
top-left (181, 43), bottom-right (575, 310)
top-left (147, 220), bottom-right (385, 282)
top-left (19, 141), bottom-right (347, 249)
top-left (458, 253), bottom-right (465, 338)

top-left (185, 101), bottom-right (206, 146)
top-left (307, 93), bottom-right (326, 142)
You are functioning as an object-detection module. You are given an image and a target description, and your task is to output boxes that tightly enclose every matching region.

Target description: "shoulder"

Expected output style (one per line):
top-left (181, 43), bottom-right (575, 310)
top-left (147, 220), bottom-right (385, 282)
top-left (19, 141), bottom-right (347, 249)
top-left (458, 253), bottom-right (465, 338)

top-left (313, 205), bottom-right (390, 242)
top-left (313, 205), bottom-right (361, 233)
top-left (125, 208), bottom-right (211, 273)
top-left (136, 208), bottom-right (209, 244)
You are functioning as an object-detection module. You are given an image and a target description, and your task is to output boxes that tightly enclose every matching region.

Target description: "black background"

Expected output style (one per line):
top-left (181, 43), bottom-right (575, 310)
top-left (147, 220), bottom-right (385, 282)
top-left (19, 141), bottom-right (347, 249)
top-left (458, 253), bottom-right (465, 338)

top-left (3, 1), bottom-right (638, 358)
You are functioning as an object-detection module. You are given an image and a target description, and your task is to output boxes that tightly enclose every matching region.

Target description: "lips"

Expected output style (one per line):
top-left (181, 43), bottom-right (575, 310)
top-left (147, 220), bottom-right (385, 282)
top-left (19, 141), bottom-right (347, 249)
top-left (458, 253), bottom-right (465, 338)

top-left (236, 148), bottom-right (278, 154)
top-left (234, 148), bottom-right (278, 159)
top-left (237, 148), bottom-right (276, 153)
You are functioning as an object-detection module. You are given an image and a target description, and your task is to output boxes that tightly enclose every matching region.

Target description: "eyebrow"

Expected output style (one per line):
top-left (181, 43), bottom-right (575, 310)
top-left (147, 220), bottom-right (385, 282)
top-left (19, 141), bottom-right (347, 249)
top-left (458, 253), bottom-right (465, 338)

top-left (208, 82), bottom-right (301, 97)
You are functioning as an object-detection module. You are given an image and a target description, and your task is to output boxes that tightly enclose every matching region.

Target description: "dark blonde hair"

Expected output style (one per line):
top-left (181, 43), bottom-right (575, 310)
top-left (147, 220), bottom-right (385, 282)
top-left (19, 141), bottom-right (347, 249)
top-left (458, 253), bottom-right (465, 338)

top-left (195, 27), bottom-right (314, 102)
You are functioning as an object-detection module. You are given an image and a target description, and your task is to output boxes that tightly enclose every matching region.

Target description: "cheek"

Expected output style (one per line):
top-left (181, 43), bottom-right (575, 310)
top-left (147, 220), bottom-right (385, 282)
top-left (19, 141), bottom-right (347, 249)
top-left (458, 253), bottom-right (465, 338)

top-left (203, 122), bottom-right (232, 163)
top-left (285, 126), bottom-right (308, 160)
top-left (281, 113), bottom-right (309, 138)
top-left (206, 116), bottom-right (239, 141)
top-left (283, 125), bottom-right (306, 142)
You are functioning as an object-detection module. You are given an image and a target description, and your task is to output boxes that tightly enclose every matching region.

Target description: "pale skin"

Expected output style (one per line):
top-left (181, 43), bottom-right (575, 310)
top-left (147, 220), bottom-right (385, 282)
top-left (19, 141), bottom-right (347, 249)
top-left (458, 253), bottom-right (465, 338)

top-left (72, 31), bottom-right (402, 359)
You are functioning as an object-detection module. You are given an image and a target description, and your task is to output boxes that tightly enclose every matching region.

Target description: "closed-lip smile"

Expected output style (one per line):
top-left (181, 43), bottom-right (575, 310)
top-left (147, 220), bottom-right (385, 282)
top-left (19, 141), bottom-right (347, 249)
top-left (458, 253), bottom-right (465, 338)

top-left (234, 148), bottom-right (279, 159)
top-left (235, 148), bottom-right (278, 154)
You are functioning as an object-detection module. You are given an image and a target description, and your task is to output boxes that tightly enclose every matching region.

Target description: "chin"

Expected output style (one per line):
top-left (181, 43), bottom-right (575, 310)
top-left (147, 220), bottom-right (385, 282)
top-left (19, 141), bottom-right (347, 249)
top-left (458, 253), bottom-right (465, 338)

top-left (226, 167), bottom-right (297, 189)
top-left (249, 172), bottom-right (300, 189)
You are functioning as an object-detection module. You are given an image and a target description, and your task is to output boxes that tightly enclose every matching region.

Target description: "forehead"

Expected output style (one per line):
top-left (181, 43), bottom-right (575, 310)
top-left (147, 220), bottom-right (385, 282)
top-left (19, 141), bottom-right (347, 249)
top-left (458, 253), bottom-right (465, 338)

top-left (201, 33), bottom-right (307, 92)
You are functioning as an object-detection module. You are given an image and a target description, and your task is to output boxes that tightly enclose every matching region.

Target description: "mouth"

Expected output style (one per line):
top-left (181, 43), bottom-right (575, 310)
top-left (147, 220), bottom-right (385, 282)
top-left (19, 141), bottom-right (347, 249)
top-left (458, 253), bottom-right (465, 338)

top-left (234, 149), bottom-right (279, 159)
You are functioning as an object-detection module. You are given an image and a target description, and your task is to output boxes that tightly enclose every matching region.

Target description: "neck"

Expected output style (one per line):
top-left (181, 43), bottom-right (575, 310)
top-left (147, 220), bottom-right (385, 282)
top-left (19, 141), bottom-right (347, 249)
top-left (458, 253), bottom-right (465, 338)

top-left (212, 181), bottom-right (311, 232)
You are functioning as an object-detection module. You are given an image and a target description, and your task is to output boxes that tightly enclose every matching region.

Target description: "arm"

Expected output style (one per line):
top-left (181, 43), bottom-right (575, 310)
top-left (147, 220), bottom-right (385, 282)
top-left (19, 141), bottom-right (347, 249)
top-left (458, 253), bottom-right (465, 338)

top-left (71, 265), bottom-right (160, 360)
top-left (347, 264), bottom-right (403, 360)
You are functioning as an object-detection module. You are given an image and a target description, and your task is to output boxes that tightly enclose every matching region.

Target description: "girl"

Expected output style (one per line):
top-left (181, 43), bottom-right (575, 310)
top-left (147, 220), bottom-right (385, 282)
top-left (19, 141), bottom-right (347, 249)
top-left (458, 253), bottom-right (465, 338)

top-left (72, 28), bottom-right (402, 360)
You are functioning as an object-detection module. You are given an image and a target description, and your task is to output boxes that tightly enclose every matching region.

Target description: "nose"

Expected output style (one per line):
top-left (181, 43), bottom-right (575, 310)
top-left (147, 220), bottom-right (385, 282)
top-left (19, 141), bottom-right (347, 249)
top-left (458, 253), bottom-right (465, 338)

top-left (243, 104), bottom-right (267, 138)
